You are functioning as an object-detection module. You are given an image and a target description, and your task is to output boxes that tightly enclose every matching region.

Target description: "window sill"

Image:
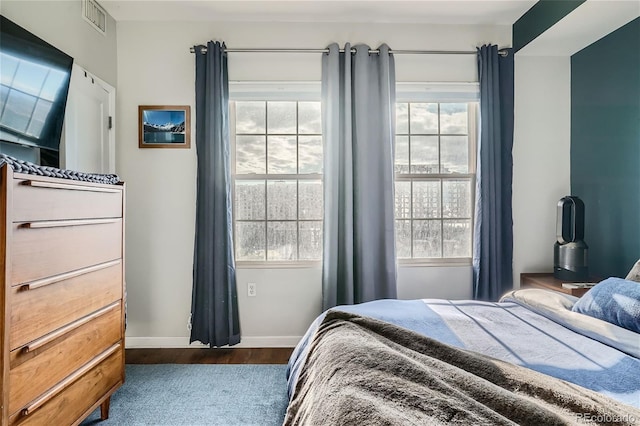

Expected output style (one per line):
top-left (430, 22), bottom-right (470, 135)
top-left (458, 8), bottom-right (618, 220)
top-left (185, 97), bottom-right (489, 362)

top-left (235, 259), bottom-right (472, 269)
top-left (236, 261), bottom-right (321, 269)
top-left (398, 258), bottom-right (472, 267)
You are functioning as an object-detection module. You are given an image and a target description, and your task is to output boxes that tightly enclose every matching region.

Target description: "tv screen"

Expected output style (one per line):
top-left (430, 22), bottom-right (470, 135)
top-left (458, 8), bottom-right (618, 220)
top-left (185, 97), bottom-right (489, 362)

top-left (0, 15), bottom-right (73, 167)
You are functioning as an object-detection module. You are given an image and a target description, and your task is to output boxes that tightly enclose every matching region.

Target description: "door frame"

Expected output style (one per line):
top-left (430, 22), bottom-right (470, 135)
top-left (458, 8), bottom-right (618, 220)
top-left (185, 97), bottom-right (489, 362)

top-left (61, 63), bottom-right (116, 173)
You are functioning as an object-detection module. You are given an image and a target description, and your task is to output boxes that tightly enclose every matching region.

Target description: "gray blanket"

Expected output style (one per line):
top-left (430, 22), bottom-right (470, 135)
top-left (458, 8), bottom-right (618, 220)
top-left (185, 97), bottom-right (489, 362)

top-left (284, 311), bottom-right (640, 425)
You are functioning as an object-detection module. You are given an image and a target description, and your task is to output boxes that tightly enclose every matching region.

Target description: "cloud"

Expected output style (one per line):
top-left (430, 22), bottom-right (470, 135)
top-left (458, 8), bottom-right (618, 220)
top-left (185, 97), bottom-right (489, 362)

top-left (267, 136), bottom-right (297, 173)
top-left (236, 102), bottom-right (266, 134)
top-left (236, 136), bottom-right (265, 174)
top-left (298, 136), bottom-right (322, 174)
top-left (267, 102), bottom-right (297, 134)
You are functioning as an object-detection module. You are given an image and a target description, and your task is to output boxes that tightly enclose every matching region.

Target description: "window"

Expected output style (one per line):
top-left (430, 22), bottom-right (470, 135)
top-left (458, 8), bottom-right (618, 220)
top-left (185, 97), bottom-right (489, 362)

top-left (394, 101), bottom-right (477, 261)
top-left (232, 100), bottom-right (322, 262)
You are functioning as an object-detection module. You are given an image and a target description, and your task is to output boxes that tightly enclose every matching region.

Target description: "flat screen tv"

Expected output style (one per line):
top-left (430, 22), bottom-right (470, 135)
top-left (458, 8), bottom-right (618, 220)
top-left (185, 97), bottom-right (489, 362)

top-left (0, 15), bottom-right (74, 167)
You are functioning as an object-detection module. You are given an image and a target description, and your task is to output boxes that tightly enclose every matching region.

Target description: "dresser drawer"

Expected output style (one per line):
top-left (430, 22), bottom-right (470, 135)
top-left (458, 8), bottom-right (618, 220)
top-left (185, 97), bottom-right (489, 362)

top-left (8, 344), bottom-right (123, 426)
top-left (10, 219), bottom-right (122, 285)
top-left (9, 304), bottom-right (122, 416)
top-left (9, 260), bottom-right (122, 349)
top-left (12, 177), bottom-right (122, 222)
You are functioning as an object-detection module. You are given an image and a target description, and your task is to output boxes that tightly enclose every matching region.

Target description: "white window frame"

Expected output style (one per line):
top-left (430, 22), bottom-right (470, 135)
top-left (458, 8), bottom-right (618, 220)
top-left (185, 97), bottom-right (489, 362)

top-left (230, 81), bottom-right (322, 268)
top-left (230, 82), bottom-right (478, 268)
top-left (395, 82), bottom-right (479, 267)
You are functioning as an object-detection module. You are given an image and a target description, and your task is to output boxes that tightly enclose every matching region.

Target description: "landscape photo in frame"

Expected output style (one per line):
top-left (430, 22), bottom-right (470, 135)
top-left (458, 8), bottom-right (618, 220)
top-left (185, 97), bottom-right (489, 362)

top-left (139, 105), bottom-right (191, 148)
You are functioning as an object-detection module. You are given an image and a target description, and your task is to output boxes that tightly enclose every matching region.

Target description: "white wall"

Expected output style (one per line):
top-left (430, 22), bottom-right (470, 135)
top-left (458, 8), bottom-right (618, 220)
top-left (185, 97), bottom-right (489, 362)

top-left (512, 55), bottom-right (571, 287)
top-left (0, 0), bottom-right (118, 86)
top-left (117, 21), bottom-right (511, 348)
top-left (397, 266), bottom-right (473, 300)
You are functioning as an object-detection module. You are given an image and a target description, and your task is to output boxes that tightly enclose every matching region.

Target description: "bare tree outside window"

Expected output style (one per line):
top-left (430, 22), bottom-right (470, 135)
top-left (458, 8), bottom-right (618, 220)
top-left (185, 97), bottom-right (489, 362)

top-left (232, 101), bottom-right (323, 262)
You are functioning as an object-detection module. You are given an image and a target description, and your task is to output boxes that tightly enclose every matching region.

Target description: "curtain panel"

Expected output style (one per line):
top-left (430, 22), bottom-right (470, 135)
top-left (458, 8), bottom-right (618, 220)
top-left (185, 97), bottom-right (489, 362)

top-left (473, 45), bottom-right (515, 301)
top-left (321, 43), bottom-right (398, 310)
top-left (191, 41), bottom-right (240, 346)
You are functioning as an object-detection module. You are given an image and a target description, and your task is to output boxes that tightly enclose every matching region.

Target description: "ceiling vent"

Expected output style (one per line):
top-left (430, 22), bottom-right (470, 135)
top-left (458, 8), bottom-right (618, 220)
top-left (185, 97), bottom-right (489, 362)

top-left (82, 0), bottom-right (107, 36)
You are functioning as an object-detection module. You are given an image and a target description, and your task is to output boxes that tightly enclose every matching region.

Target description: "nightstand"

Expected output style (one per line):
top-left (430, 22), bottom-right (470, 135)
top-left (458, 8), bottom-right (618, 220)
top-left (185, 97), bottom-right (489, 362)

top-left (520, 273), bottom-right (594, 297)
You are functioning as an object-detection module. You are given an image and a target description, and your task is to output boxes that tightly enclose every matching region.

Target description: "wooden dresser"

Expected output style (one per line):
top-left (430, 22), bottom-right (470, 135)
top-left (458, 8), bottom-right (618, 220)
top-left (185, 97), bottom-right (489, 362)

top-left (0, 164), bottom-right (125, 425)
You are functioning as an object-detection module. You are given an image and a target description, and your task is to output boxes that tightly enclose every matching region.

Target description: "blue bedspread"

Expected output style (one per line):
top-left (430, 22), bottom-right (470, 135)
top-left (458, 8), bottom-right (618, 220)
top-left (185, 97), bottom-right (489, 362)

top-left (287, 298), bottom-right (640, 408)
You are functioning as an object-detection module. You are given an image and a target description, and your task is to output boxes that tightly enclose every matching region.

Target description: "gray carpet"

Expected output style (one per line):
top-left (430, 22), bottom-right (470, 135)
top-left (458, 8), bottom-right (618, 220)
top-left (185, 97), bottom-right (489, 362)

top-left (81, 364), bottom-right (289, 426)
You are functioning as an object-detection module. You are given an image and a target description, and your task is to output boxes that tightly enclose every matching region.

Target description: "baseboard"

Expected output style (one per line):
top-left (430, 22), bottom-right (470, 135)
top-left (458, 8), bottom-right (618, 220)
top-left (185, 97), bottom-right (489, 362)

top-left (125, 336), bottom-right (302, 349)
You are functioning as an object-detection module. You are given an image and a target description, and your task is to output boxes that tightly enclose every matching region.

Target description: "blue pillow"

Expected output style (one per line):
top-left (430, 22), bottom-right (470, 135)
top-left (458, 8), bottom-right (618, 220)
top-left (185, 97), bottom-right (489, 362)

top-left (572, 277), bottom-right (640, 333)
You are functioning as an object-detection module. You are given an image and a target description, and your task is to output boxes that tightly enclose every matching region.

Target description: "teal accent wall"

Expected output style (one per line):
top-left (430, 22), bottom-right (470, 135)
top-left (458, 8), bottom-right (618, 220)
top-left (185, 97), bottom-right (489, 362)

top-left (571, 18), bottom-right (640, 278)
top-left (513, 0), bottom-right (585, 52)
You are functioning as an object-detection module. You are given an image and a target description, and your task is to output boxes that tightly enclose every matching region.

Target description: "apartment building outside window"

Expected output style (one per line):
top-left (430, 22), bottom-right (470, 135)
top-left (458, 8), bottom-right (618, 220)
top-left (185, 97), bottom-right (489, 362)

top-left (394, 90), bottom-right (478, 262)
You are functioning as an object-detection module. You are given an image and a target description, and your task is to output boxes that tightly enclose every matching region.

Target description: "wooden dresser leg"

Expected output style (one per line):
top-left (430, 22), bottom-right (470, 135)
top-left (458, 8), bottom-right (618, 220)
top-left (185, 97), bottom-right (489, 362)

top-left (100, 397), bottom-right (111, 420)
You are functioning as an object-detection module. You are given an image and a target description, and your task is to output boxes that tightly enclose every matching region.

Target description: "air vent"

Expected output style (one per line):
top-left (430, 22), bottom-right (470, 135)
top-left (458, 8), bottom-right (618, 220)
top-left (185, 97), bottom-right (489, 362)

top-left (82, 0), bottom-right (107, 36)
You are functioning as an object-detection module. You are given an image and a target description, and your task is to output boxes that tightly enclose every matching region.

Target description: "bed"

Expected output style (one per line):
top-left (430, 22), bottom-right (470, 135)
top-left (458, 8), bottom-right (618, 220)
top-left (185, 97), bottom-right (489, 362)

top-left (284, 276), bottom-right (640, 425)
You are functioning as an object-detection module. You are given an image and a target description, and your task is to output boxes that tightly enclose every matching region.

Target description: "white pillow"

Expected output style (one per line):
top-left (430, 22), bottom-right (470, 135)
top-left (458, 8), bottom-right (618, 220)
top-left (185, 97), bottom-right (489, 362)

top-left (626, 259), bottom-right (640, 283)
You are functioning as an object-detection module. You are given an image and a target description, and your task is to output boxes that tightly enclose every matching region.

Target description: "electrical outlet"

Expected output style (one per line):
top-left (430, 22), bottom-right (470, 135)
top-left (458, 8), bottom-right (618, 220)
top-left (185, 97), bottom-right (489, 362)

top-left (247, 282), bottom-right (257, 297)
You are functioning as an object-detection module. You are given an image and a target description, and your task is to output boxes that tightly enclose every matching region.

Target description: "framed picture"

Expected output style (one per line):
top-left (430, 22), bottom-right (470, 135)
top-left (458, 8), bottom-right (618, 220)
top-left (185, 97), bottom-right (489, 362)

top-left (138, 105), bottom-right (191, 148)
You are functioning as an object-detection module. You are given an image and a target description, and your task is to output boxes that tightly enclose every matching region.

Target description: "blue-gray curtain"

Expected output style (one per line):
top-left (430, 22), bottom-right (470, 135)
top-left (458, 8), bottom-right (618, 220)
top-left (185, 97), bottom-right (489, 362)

top-left (321, 43), bottom-right (397, 310)
top-left (473, 45), bottom-right (514, 301)
top-left (190, 41), bottom-right (240, 346)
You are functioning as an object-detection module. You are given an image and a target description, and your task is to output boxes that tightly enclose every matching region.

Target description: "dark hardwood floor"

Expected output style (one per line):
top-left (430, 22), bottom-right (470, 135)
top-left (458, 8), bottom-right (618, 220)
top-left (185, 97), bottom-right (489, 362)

top-left (125, 348), bottom-right (293, 364)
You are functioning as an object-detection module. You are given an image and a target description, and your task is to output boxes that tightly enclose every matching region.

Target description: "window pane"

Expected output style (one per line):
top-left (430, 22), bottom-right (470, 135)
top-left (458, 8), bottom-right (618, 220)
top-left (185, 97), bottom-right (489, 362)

top-left (267, 136), bottom-right (297, 174)
top-left (299, 136), bottom-right (322, 174)
top-left (413, 180), bottom-right (441, 219)
top-left (26, 98), bottom-right (52, 137)
top-left (396, 103), bottom-right (408, 134)
top-left (443, 219), bottom-right (471, 257)
top-left (236, 101), bottom-right (265, 134)
top-left (299, 221), bottom-right (322, 260)
top-left (267, 101), bottom-right (296, 134)
top-left (267, 180), bottom-right (297, 220)
top-left (413, 220), bottom-right (442, 258)
top-left (0, 85), bottom-right (8, 113)
top-left (410, 136), bottom-right (438, 174)
top-left (441, 136), bottom-right (468, 174)
top-left (3, 90), bottom-right (36, 133)
top-left (235, 180), bottom-right (265, 220)
top-left (40, 70), bottom-right (67, 102)
top-left (409, 103), bottom-right (438, 134)
top-left (1, 54), bottom-right (19, 86)
top-left (395, 135), bottom-right (409, 174)
top-left (440, 103), bottom-right (468, 134)
top-left (13, 61), bottom-right (47, 96)
top-left (395, 181), bottom-right (411, 219)
top-left (299, 180), bottom-right (322, 220)
top-left (236, 135), bottom-right (265, 174)
top-left (298, 102), bottom-right (321, 134)
top-left (443, 179), bottom-right (471, 219)
top-left (267, 221), bottom-right (297, 260)
top-left (395, 220), bottom-right (411, 258)
top-left (236, 222), bottom-right (266, 261)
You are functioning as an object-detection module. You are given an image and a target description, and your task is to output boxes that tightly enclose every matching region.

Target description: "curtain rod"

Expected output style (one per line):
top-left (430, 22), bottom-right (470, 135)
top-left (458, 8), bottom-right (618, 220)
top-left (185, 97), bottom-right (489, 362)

top-left (189, 47), bottom-right (509, 56)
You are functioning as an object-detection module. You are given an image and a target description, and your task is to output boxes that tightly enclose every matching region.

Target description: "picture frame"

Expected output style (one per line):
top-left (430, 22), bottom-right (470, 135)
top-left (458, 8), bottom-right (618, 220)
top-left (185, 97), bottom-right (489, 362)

top-left (138, 105), bottom-right (191, 149)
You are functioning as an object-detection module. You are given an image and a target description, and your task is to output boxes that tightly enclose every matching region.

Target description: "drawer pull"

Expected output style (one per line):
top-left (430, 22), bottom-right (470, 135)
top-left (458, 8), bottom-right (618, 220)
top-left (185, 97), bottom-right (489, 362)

top-left (21, 343), bottom-right (121, 417)
top-left (24, 180), bottom-right (121, 193)
top-left (22, 302), bottom-right (120, 354)
top-left (21, 218), bottom-right (119, 229)
top-left (19, 260), bottom-right (121, 291)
